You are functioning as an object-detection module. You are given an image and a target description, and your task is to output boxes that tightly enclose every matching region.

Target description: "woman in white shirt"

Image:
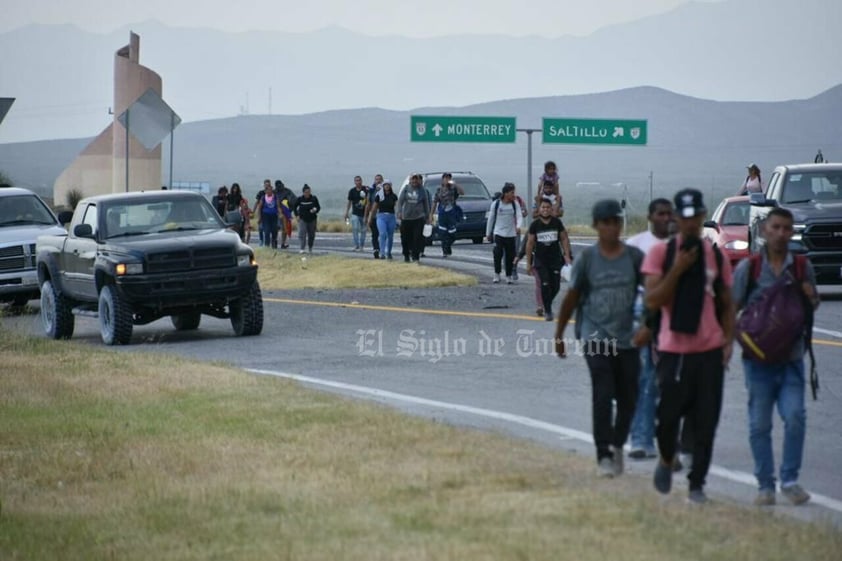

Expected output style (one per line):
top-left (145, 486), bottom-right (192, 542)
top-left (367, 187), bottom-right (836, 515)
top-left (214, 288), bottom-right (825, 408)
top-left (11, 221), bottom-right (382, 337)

top-left (737, 164), bottom-right (762, 195)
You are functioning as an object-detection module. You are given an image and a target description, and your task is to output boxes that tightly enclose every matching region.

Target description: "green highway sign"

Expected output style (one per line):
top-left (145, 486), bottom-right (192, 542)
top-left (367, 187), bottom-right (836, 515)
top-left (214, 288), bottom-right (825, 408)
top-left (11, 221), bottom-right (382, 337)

top-left (542, 118), bottom-right (647, 145)
top-left (411, 115), bottom-right (516, 143)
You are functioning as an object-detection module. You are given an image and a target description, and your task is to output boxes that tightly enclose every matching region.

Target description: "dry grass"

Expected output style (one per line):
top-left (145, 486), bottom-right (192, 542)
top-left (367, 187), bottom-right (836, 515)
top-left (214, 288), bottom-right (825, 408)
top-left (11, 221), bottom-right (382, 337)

top-left (1, 328), bottom-right (840, 561)
top-left (254, 251), bottom-right (477, 290)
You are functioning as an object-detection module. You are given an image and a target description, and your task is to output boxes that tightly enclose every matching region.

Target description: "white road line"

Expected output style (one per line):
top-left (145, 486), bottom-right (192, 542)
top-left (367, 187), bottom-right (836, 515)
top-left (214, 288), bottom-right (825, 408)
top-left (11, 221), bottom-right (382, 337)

top-left (814, 327), bottom-right (842, 339)
top-left (248, 368), bottom-right (842, 514)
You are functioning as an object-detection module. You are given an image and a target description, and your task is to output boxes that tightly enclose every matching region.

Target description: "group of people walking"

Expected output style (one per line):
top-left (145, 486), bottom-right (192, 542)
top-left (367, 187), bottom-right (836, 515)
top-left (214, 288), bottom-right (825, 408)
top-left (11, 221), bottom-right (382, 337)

top-left (213, 179), bottom-right (321, 253)
top-left (552, 188), bottom-right (818, 507)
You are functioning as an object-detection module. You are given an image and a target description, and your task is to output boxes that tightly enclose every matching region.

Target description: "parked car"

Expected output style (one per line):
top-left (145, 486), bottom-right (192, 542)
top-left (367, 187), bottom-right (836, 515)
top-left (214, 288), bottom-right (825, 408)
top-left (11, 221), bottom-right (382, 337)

top-left (0, 187), bottom-right (67, 306)
top-left (749, 162), bottom-right (842, 284)
top-left (398, 171), bottom-right (492, 245)
top-left (703, 195), bottom-right (750, 266)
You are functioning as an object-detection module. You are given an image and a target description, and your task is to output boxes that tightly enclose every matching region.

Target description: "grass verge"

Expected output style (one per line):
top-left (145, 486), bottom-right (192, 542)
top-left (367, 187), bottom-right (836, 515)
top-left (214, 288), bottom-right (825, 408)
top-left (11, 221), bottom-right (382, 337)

top-left (1, 328), bottom-right (840, 560)
top-left (254, 251), bottom-right (476, 290)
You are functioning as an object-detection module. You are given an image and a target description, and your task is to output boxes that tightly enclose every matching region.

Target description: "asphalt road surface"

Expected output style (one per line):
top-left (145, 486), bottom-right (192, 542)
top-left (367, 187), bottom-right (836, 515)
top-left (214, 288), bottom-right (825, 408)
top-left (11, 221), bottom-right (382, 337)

top-left (6, 234), bottom-right (842, 525)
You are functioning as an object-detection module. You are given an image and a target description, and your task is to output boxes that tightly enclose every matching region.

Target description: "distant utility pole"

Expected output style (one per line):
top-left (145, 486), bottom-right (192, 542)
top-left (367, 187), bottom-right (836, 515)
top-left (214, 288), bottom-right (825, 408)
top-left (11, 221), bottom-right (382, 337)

top-left (517, 127), bottom-right (541, 217)
top-left (649, 170), bottom-right (654, 202)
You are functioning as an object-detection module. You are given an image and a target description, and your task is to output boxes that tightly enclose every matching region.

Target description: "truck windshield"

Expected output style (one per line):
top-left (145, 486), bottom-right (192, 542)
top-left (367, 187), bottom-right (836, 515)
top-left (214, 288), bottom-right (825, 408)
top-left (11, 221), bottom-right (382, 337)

top-left (0, 195), bottom-right (57, 228)
top-left (783, 172), bottom-right (842, 204)
top-left (104, 199), bottom-right (222, 238)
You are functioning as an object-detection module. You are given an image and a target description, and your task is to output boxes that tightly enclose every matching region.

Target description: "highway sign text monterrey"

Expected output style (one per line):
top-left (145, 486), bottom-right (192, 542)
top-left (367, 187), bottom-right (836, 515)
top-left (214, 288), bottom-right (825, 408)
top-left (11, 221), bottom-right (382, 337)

top-left (411, 115), bottom-right (516, 143)
top-left (543, 118), bottom-right (647, 145)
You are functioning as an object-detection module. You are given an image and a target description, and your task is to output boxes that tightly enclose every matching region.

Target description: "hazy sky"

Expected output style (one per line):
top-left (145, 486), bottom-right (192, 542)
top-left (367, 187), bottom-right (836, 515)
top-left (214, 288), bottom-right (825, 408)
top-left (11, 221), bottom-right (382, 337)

top-left (1, 0), bottom-right (711, 38)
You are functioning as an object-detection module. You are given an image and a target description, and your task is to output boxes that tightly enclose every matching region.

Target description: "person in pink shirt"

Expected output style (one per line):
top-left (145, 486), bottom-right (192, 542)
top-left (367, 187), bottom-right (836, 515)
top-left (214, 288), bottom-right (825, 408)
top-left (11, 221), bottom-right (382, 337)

top-left (642, 188), bottom-right (735, 504)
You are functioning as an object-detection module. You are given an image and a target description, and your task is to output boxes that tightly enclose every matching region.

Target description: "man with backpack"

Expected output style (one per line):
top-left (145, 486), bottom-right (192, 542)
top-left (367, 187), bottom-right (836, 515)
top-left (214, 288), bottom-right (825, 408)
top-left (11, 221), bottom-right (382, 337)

top-left (486, 183), bottom-right (523, 284)
top-left (554, 199), bottom-right (645, 478)
top-left (732, 207), bottom-right (819, 506)
top-left (642, 188), bottom-right (735, 504)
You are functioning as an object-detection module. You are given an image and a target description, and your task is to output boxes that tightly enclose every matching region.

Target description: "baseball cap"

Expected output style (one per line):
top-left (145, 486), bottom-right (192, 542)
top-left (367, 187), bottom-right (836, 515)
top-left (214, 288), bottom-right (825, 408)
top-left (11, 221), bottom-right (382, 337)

top-left (592, 199), bottom-right (624, 221)
top-left (674, 188), bottom-right (707, 218)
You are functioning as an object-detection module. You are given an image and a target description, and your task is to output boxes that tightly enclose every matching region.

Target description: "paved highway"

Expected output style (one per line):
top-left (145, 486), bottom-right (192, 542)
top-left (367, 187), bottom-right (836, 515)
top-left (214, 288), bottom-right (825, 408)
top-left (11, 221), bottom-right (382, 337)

top-left (5, 234), bottom-right (842, 525)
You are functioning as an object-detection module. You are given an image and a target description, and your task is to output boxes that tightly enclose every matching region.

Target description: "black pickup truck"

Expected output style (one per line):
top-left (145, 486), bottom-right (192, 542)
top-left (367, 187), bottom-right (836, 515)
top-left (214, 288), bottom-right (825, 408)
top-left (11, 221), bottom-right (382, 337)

top-left (36, 190), bottom-right (263, 344)
top-left (749, 162), bottom-right (842, 284)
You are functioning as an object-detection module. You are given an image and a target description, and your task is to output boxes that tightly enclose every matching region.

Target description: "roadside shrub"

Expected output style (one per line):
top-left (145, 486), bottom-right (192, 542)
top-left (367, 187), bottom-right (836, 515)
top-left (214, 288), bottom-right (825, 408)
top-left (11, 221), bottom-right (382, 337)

top-left (66, 188), bottom-right (84, 210)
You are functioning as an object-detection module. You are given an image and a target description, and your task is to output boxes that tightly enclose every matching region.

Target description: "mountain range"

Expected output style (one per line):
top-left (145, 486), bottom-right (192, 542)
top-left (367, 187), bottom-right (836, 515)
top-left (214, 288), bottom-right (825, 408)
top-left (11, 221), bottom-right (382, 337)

top-left (0, 0), bottom-right (840, 144)
top-left (1, 84), bottom-right (840, 222)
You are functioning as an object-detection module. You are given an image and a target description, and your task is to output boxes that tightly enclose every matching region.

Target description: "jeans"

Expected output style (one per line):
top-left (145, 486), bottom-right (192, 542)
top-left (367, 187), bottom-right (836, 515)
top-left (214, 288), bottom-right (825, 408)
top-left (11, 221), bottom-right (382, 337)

top-left (656, 349), bottom-right (724, 491)
top-left (584, 348), bottom-right (640, 460)
top-left (376, 213), bottom-right (396, 257)
top-left (351, 214), bottom-right (366, 249)
top-left (744, 358), bottom-right (806, 490)
top-left (260, 215), bottom-right (279, 249)
top-left (629, 344), bottom-right (657, 453)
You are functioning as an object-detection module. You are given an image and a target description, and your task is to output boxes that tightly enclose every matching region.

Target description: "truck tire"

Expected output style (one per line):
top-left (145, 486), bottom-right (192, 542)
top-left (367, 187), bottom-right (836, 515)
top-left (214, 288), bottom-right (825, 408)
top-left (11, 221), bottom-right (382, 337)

top-left (40, 280), bottom-right (75, 340)
top-left (230, 282), bottom-right (263, 337)
top-left (171, 312), bottom-right (201, 331)
top-left (99, 284), bottom-right (133, 345)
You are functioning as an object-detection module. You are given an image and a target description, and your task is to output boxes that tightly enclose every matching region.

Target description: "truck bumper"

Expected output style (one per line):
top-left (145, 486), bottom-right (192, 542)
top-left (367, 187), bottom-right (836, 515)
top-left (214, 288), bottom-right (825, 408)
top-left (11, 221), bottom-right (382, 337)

top-left (114, 266), bottom-right (259, 307)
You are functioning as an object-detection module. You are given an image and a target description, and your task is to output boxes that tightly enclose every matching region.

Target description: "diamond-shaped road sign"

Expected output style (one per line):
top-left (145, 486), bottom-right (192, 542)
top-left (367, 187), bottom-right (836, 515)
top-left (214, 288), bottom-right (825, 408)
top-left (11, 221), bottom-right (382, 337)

top-left (0, 98), bottom-right (15, 126)
top-left (117, 89), bottom-right (181, 150)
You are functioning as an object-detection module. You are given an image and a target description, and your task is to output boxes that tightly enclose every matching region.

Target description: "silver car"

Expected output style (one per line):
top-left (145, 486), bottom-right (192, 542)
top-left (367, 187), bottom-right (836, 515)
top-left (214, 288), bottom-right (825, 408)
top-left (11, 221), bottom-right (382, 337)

top-left (0, 187), bottom-right (67, 306)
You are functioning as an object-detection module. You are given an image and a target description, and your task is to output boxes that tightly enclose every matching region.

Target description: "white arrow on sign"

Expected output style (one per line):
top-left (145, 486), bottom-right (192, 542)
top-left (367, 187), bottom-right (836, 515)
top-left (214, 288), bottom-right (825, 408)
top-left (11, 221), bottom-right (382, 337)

top-left (612, 127), bottom-right (624, 138)
top-left (432, 123), bottom-right (443, 137)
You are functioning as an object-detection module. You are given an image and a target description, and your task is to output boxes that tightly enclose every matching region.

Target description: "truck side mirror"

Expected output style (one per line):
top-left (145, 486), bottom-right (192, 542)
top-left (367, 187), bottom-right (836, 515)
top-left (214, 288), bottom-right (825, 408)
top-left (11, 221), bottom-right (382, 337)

top-left (73, 224), bottom-right (93, 238)
top-left (703, 220), bottom-right (720, 233)
top-left (749, 192), bottom-right (776, 207)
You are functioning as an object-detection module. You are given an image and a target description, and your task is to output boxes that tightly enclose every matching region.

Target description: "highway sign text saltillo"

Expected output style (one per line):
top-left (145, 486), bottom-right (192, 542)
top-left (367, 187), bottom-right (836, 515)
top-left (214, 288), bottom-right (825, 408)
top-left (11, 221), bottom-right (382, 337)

top-left (542, 118), bottom-right (648, 146)
top-left (411, 116), bottom-right (517, 143)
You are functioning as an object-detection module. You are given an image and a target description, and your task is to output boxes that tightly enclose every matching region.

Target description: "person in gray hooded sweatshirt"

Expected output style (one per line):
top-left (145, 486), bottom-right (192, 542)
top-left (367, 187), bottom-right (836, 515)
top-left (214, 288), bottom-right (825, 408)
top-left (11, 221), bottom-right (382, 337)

top-left (397, 173), bottom-right (431, 263)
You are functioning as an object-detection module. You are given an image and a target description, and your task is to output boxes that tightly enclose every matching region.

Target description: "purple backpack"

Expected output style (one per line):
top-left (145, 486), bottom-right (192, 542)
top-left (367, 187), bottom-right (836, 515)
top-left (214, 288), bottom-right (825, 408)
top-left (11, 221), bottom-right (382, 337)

top-left (736, 255), bottom-right (809, 363)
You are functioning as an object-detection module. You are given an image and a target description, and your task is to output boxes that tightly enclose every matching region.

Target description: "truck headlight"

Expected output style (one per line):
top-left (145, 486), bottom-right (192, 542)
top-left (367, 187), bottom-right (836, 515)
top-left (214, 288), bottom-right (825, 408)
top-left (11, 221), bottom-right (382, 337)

top-left (724, 240), bottom-right (749, 251)
top-left (792, 223), bottom-right (806, 242)
top-left (116, 262), bottom-right (143, 275)
top-left (237, 254), bottom-right (255, 267)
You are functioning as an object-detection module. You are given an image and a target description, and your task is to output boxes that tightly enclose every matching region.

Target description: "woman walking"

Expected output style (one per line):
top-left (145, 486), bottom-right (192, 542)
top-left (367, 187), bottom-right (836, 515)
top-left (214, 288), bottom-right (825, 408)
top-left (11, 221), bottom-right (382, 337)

top-left (369, 180), bottom-right (398, 259)
top-left (293, 184), bottom-right (321, 253)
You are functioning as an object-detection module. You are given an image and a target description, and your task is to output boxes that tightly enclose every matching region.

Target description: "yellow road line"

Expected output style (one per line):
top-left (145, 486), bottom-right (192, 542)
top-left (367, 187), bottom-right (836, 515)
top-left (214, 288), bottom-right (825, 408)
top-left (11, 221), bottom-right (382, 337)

top-left (263, 297), bottom-right (842, 347)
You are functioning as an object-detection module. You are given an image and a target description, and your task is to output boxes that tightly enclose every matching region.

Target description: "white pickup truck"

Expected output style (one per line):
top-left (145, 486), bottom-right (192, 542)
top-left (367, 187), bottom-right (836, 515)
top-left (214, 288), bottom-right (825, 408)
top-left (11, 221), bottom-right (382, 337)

top-left (0, 187), bottom-right (66, 307)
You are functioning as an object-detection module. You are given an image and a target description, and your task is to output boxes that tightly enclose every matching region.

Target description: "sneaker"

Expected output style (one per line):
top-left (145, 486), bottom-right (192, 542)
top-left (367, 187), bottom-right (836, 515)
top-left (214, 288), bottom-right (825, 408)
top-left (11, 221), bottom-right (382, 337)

top-left (373, 250), bottom-right (380, 259)
top-left (754, 489), bottom-right (776, 506)
top-left (687, 489), bottom-right (708, 505)
top-left (781, 483), bottom-right (811, 505)
top-left (404, 256), bottom-right (411, 263)
top-left (387, 254), bottom-right (393, 260)
top-left (612, 446), bottom-right (624, 476)
top-left (512, 270), bottom-right (519, 281)
top-left (653, 459), bottom-right (673, 494)
top-left (506, 276), bottom-right (514, 284)
top-left (492, 274), bottom-right (501, 284)
top-left (597, 457), bottom-right (615, 478)
top-left (299, 249), bottom-right (305, 254)
top-left (536, 307), bottom-right (544, 317)
top-left (629, 448), bottom-right (657, 460)
top-left (544, 311), bottom-right (554, 322)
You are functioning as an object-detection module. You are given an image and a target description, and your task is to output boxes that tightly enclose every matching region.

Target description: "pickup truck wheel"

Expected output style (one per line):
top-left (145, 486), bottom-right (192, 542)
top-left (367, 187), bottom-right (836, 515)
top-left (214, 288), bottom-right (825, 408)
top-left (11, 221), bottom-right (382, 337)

top-left (99, 284), bottom-right (133, 345)
top-left (171, 312), bottom-right (201, 331)
top-left (230, 282), bottom-right (263, 336)
top-left (40, 280), bottom-right (75, 340)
